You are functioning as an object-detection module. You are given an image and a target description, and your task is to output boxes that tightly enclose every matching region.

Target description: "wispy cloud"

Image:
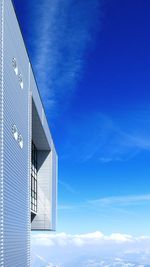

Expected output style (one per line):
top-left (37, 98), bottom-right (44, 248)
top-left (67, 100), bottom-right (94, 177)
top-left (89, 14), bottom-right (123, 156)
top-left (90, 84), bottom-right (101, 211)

top-left (59, 179), bottom-right (76, 193)
top-left (58, 204), bottom-right (77, 211)
top-left (25, 0), bottom-right (101, 114)
top-left (58, 194), bottom-right (150, 211)
top-left (60, 111), bottom-right (150, 163)
top-left (88, 194), bottom-right (150, 207)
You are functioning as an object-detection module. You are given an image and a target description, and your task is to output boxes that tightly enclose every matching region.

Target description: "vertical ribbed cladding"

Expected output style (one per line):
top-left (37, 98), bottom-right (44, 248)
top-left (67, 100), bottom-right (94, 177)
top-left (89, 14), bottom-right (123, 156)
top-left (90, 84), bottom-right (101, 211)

top-left (3, 0), bottom-right (31, 265)
top-left (28, 63), bottom-right (32, 266)
top-left (0, 1), bottom-right (4, 266)
top-left (51, 142), bottom-right (58, 231)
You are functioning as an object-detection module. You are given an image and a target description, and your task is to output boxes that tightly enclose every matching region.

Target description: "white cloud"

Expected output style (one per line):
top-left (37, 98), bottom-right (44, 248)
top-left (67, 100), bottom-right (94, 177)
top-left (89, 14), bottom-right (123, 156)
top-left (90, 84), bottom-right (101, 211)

top-left (31, 231), bottom-right (150, 248)
top-left (32, 231), bottom-right (134, 247)
top-left (31, 231), bottom-right (150, 267)
top-left (108, 233), bottom-right (133, 242)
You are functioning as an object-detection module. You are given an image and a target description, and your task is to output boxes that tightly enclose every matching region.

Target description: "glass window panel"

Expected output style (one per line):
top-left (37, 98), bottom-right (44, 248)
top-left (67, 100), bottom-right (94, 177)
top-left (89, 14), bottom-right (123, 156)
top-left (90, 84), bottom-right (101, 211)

top-left (31, 141), bottom-right (38, 213)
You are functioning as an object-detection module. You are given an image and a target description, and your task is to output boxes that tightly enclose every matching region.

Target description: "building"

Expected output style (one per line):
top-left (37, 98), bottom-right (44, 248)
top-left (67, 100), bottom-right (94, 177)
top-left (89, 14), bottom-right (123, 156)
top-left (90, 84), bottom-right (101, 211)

top-left (0, 0), bottom-right (58, 266)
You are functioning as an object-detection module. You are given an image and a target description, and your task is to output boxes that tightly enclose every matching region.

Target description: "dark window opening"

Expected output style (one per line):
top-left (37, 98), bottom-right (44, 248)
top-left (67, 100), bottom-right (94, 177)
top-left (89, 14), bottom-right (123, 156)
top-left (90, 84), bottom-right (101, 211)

top-left (31, 142), bottom-right (37, 213)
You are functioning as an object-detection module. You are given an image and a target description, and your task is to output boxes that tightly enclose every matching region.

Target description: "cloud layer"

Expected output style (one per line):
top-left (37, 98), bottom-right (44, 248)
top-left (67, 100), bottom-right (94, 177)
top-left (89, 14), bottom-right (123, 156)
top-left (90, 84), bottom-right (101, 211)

top-left (31, 231), bottom-right (150, 267)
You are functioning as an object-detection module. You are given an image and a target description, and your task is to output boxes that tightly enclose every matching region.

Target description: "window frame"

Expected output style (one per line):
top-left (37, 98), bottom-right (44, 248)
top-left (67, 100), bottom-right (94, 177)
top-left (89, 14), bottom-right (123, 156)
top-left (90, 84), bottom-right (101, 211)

top-left (31, 142), bottom-right (38, 213)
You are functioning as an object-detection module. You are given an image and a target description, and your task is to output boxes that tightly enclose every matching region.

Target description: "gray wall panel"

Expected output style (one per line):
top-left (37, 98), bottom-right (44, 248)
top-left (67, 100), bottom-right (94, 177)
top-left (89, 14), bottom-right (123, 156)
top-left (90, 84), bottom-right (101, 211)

top-left (51, 142), bottom-right (58, 230)
top-left (0, 1), bottom-right (4, 266)
top-left (31, 144), bottom-right (57, 231)
top-left (30, 70), bottom-right (53, 150)
top-left (3, 0), bottom-right (30, 266)
top-left (32, 150), bottom-right (52, 230)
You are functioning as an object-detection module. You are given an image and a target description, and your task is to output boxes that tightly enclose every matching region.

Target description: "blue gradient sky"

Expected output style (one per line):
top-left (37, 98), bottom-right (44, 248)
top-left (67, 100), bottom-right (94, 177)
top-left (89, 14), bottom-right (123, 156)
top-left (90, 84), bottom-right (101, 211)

top-left (13, 0), bottom-right (150, 235)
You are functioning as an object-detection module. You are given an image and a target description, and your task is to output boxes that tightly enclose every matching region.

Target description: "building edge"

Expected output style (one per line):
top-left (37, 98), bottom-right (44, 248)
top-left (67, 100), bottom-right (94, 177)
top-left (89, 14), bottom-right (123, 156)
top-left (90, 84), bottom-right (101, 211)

top-left (0, 1), bottom-right (4, 266)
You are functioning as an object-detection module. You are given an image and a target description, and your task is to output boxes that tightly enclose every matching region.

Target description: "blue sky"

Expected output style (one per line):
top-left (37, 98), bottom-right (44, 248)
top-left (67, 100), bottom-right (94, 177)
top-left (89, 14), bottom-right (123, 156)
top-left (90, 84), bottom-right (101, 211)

top-left (13, 0), bottom-right (150, 236)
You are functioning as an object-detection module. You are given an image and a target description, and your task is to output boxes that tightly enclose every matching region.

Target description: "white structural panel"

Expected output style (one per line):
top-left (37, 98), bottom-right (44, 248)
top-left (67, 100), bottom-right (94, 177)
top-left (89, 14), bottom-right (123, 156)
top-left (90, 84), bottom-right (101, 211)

top-left (0, 0), bottom-right (58, 266)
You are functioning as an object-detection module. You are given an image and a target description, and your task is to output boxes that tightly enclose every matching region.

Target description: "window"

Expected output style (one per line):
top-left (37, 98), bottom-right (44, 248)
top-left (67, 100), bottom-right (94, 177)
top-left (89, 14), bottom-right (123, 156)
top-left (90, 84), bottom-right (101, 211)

top-left (12, 57), bottom-right (18, 75)
top-left (18, 73), bottom-right (24, 89)
top-left (12, 58), bottom-right (24, 89)
top-left (18, 134), bottom-right (23, 149)
top-left (31, 142), bottom-right (38, 213)
top-left (12, 125), bottom-right (18, 140)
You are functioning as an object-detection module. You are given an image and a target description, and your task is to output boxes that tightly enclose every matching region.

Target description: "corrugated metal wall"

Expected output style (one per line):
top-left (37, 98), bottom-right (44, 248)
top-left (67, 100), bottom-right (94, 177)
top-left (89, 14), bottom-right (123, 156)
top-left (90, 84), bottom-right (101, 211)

top-left (0, 1), bottom-right (4, 266)
top-left (2, 0), bottom-right (30, 265)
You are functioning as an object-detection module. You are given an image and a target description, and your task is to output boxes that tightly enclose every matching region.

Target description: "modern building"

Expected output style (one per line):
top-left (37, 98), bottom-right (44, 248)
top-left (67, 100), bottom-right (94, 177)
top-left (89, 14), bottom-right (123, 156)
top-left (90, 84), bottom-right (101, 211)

top-left (0, 0), bottom-right (58, 266)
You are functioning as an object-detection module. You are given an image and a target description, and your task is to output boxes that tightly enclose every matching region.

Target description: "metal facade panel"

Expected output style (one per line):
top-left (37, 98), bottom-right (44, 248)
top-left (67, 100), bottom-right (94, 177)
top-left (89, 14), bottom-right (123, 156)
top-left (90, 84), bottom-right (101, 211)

top-left (0, 1), bottom-right (4, 266)
top-left (51, 142), bottom-right (58, 230)
top-left (32, 99), bottom-right (50, 150)
top-left (31, 150), bottom-right (52, 230)
top-left (30, 70), bottom-right (53, 149)
top-left (31, 98), bottom-right (57, 231)
top-left (3, 0), bottom-right (30, 266)
top-left (31, 144), bottom-right (57, 231)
